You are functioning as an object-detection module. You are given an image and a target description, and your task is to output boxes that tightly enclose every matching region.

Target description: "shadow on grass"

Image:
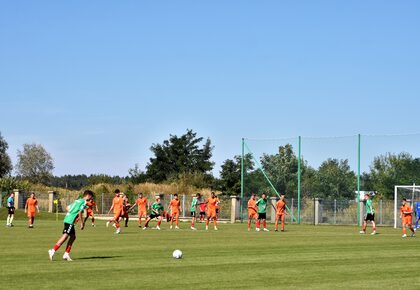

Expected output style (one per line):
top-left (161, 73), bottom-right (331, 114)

top-left (78, 256), bottom-right (122, 260)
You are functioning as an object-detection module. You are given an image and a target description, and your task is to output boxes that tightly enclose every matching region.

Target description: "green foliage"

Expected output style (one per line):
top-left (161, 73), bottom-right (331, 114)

top-left (16, 143), bottom-right (54, 184)
top-left (146, 129), bottom-right (214, 183)
top-left (0, 176), bottom-right (30, 193)
top-left (369, 152), bottom-right (420, 198)
top-left (0, 132), bottom-right (13, 177)
top-left (219, 154), bottom-right (253, 196)
top-left (311, 159), bottom-right (357, 199)
top-left (128, 163), bottom-right (147, 184)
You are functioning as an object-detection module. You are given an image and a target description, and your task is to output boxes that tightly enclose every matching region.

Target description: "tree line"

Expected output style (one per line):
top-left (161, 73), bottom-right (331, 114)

top-left (1, 130), bottom-right (420, 199)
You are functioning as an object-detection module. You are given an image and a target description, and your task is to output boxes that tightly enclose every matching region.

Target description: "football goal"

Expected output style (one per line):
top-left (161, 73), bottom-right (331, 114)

top-left (394, 184), bottom-right (420, 228)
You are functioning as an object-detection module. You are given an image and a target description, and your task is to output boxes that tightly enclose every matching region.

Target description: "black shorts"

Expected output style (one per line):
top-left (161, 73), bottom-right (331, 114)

top-left (63, 223), bottom-right (76, 236)
top-left (7, 207), bottom-right (15, 215)
top-left (200, 211), bottom-right (205, 216)
top-left (365, 213), bottom-right (375, 222)
top-left (258, 213), bottom-right (267, 220)
top-left (149, 213), bottom-right (160, 220)
top-left (190, 211), bottom-right (196, 217)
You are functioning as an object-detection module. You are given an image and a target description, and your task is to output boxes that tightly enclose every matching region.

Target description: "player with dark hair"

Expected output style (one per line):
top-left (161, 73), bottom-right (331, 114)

top-left (106, 189), bottom-right (123, 234)
top-left (256, 193), bottom-right (269, 232)
top-left (83, 197), bottom-right (99, 227)
top-left (275, 193), bottom-right (286, 232)
top-left (48, 190), bottom-right (94, 261)
top-left (25, 192), bottom-right (39, 228)
top-left (143, 196), bottom-right (164, 230)
top-left (360, 193), bottom-right (377, 235)
top-left (190, 193), bottom-right (200, 230)
top-left (400, 198), bottom-right (415, 238)
top-left (6, 193), bottom-right (15, 227)
top-left (247, 194), bottom-right (258, 231)
top-left (205, 192), bottom-right (218, 231)
top-left (121, 194), bottom-right (131, 227)
top-left (199, 200), bottom-right (206, 222)
top-left (168, 194), bottom-right (181, 229)
top-left (129, 193), bottom-right (149, 227)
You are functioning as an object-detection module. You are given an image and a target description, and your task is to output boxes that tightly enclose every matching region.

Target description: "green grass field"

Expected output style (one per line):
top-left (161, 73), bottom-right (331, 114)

top-left (1, 209), bottom-right (419, 289)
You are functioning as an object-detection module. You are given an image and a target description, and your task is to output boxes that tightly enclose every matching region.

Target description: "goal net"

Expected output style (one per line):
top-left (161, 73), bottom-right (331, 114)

top-left (394, 185), bottom-right (420, 228)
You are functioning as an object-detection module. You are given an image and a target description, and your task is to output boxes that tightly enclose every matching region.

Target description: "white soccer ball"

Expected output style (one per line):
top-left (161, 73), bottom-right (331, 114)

top-left (172, 249), bottom-right (183, 259)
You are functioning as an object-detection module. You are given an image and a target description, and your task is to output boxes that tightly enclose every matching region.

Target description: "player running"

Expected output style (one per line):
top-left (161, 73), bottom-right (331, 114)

top-left (205, 192), bottom-right (218, 231)
top-left (143, 196), bottom-right (165, 230)
top-left (247, 194), bottom-right (258, 231)
top-left (256, 193), bottom-right (269, 232)
top-left (106, 189), bottom-right (123, 234)
top-left (129, 193), bottom-right (149, 227)
top-left (275, 193), bottom-right (286, 232)
top-left (359, 193), bottom-right (377, 235)
top-left (84, 198), bottom-right (99, 227)
top-left (48, 190), bottom-right (94, 261)
top-left (400, 198), bottom-right (415, 238)
top-left (168, 194), bottom-right (182, 229)
top-left (25, 192), bottom-right (39, 228)
top-left (6, 193), bottom-right (15, 227)
top-left (190, 193), bottom-right (200, 230)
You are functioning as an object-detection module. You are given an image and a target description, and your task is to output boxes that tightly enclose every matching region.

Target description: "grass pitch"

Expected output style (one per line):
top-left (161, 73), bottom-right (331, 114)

top-left (1, 209), bottom-right (419, 289)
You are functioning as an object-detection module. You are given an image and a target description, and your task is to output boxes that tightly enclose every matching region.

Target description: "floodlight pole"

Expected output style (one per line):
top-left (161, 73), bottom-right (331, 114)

top-left (357, 134), bottom-right (361, 227)
top-left (297, 136), bottom-right (301, 224)
top-left (240, 138), bottom-right (245, 222)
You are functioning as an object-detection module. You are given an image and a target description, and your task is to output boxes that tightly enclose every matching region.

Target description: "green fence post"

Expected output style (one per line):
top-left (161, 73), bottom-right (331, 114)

top-left (298, 136), bottom-right (301, 224)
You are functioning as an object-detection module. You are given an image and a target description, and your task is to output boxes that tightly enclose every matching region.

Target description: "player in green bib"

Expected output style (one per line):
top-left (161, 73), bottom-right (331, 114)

top-left (256, 193), bottom-right (269, 232)
top-left (48, 190), bottom-right (94, 261)
top-left (190, 193), bottom-right (201, 230)
top-left (360, 193), bottom-right (377, 235)
top-left (143, 196), bottom-right (164, 230)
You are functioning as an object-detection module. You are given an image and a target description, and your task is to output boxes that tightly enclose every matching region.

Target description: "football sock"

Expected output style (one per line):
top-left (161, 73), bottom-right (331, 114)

top-left (157, 220), bottom-right (162, 226)
top-left (263, 220), bottom-right (267, 228)
top-left (10, 216), bottom-right (13, 224)
top-left (6, 216), bottom-right (10, 225)
top-left (403, 227), bottom-right (407, 234)
top-left (53, 243), bottom-right (61, 251)
top-left (256, 220), bottom-right (260, 228)
top-left (65, 245), bottom-right (72, 253)
top-left (248, 220), bottom-right (251, 229)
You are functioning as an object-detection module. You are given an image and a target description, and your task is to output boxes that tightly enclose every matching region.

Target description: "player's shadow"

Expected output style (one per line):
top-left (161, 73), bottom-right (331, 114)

top-left (78, 256), bottom-right (122, 260)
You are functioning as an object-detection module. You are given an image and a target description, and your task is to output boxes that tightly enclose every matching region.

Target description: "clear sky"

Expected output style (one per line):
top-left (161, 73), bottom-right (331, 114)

top-left (1, 1), bottom-right (419, 176)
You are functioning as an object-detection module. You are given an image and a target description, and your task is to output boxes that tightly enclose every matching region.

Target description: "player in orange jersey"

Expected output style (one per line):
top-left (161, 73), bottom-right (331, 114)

top-left (106, 189), bottom-right (123, 234)
top-left (129, 193), bottom-right (149, 227)
top-left (400, 198), bottom-right (415, 238)
top-left (25, 192), bottom-right (39, 228)
top-left (168, 194), bottom-right (182, 229)
top-left (275, 193), bottom-right (287, 232)
top-left (84, 198), bottom-right (99, 227)
top-left (205, 192), bottom-right (218, 231)
top-left (247, 194), bottom-right (258, 231)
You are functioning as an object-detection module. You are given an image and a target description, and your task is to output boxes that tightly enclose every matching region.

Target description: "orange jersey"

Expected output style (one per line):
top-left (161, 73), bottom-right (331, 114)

top-left (170, 199), bottom-right (181, 214)
top-left (400, 204), bottom-right (412, 217)
top-left (136, 198), bottom-right (148, 212)
top-left (26, 198), bottom-right (38, 212)
top-left (276, 200), bottom-right (286, 215)
top-left (248, 199), bottom-right (257, 213)
top-left (207, 197), bottom-right (218, 210)
top-left (112, 196), bottom-right (123, 213)
top-left (86, 200), bottom-right (96, 210)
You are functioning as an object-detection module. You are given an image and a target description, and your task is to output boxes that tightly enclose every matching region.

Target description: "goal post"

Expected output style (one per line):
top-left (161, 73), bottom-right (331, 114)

top-left (394, 184), bottom-right (420, 228)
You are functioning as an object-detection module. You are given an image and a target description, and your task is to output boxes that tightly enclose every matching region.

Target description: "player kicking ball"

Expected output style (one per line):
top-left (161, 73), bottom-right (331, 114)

top-left (247, 194), bottom-right (258, 231)
top-left (256, 193), bottom-right (269, 232)
top-left (275, 193), bottom-right (286, 232)
top-left (143, 196), bottom-right (164, 230)
top-left (48, 190), bottom-right (94, 261)
top-left (400, 198), bottom-right (415, 238)
top-left (359, 193), bottom-right (377, 235)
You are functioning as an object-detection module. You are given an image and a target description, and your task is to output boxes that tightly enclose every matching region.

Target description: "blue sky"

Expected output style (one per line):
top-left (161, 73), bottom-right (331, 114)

top-left (0, 1), bottom-right (419, 176)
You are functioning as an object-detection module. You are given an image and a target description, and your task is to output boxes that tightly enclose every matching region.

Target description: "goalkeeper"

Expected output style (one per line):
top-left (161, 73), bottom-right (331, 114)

top-left (415, 201), bottom-right (420, 230)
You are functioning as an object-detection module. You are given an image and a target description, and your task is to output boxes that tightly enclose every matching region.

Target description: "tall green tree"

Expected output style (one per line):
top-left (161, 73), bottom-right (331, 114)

top-left (219, 154), bottom-right (253, 196)
top-left (369, 152), bottom-right (420, 198)
top-left (312, 159), bottom-right (356, 199)
top-left (146, 129), bottom-right (214, 183)
top-left (16, 143), bottom-right (54, 184)
top-left (0, 132), bottom-right (13, 177)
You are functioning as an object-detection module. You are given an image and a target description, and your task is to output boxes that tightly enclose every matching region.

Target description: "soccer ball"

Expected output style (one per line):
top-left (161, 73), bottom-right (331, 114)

top-left (172, 249), bottom-right (183, 259)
